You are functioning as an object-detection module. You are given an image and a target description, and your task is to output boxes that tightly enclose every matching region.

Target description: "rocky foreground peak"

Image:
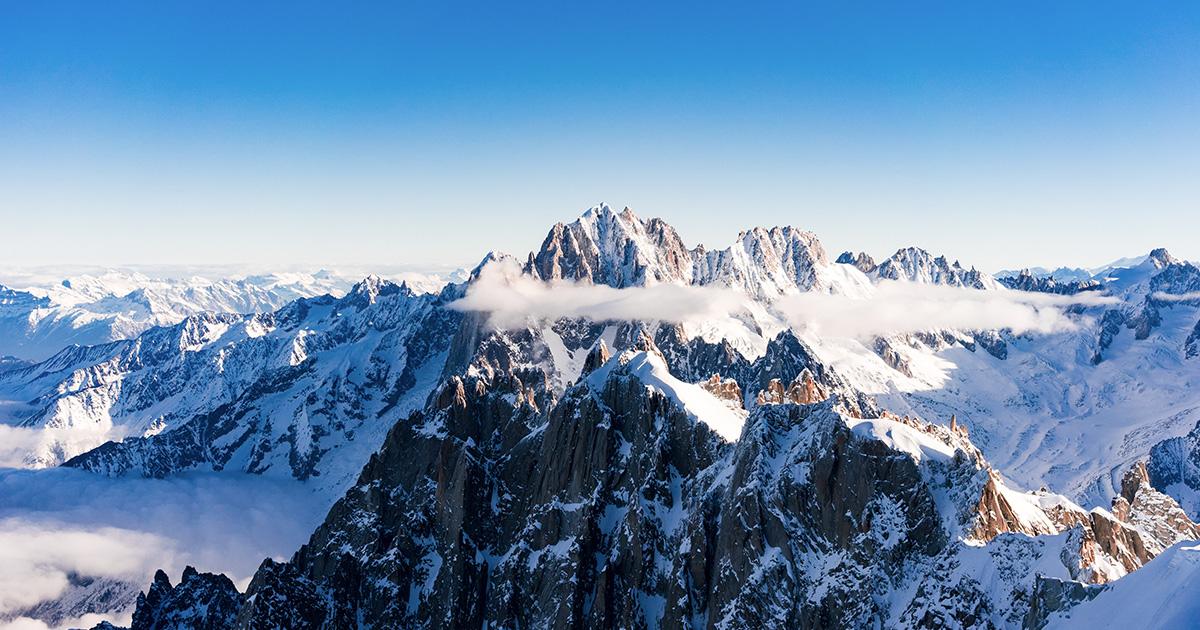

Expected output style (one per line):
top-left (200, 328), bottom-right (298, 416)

top-left (95, 315), bottom-right (1200, 628)
top-left (10, 204), bottom-right (1190, 629)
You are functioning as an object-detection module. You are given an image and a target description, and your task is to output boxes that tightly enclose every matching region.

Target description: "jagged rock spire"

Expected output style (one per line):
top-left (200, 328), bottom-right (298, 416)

top-left (580, 339), bottom-right (611, 376)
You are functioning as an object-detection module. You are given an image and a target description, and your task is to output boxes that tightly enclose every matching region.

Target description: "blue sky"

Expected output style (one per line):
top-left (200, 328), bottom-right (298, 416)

top-left (2, 2), bottom-right (1197, 272)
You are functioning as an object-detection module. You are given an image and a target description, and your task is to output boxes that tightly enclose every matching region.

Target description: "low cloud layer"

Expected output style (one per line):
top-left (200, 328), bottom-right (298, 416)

top-left (449, 260), bottom-right (750, 330)
top-left (0, 467), bottom-right (328, 625)
top-left (0, 425), bottom-right (127, 469)
top-left (450, 261), bottom-right (1116, 339)
top-left (1151, 291), bottom-right (1200, 303)
top-left (0, 518), bottom-right (173, 618)
top-left (775, 281), bottom-right (1115, 338)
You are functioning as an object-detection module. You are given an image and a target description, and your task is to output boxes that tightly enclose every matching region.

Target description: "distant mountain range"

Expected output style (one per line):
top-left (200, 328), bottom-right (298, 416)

top-left (995, 253), bottom-right (1154, 283)
top-left (0, 267), bottom-right (466, 363)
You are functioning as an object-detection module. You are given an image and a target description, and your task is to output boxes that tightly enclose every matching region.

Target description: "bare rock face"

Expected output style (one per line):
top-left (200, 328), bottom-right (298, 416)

top-left (970, 471), bottom-right (1056, 540)
top-left (525, 204), bottom-right (695, 287)
top-left (523, 204), bottom-right (867, 299)
top-left (692, 225), bottom-right (844, 298)
top-left (127, 567), bottom-right (242, 630)
top-left (1111, 461), bottom-right (1200, 553)
top-left (1024, 576), bottom-right (1103, 629)
top-left (1186, 318), bottom-right (1200, 359)
top-left (874, 336), bottom-right (915, 377)
top-left (699, 374), bottom-right (743, 407)
top-left (836, 250), bottom-right (878, 274)
top-left (754, 369), bottom-right (828, 406)
top-left (579, 338), bottom-right (611, 376)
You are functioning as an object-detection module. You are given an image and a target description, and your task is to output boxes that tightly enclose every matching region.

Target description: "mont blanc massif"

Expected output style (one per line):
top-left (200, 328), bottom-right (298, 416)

top-left (5, 204), bottom-right (1200, 630)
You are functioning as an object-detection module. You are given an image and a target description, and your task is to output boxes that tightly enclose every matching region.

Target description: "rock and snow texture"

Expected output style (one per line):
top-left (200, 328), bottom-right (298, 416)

top-left (1044, 542), bottom-right (1200, 629)
top-left (0, 278), bottom-right (462, 485)
top-left (873, 246), bottom-right (1000, 289)
top-left (585, 341), bottom-right (748, 441)
top-left (91, 328), bottom-right (1199, 629)
top-left (2, 204), bottom-right (1200, 627)
top-left (524, 203), bottom-right (874, 298)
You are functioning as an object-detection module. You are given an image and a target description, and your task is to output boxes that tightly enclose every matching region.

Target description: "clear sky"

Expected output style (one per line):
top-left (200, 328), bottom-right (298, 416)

top-left (2, 2), bottom-right (1197, 272)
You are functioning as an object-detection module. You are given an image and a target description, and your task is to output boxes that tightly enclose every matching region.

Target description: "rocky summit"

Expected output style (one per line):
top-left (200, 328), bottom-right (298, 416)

top-left (92, 328), bottom-right (1199, 628)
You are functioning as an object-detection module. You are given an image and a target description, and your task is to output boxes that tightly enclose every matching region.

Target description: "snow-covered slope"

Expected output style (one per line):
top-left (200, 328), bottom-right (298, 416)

top-left (1045, 542), bottom-right (1200, 629)
top-left (0, 277), bottom-right (461, 491)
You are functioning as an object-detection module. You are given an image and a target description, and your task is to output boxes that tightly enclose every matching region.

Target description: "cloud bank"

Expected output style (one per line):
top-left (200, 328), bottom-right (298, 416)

top-left (449, 260), bottom-right (750, 330)
top-left (450, 261), bottom-right (1116, 339)
top-left (0, 518), bottom-right (173, 618)
top-left (0, 468), bottom-right (328, 626)
top-left (1151, 291), bottom-right (1200, 303)
top-left (774, 281), bottom-right (1115, 338)
top-left (0, 425), bottom-right (128, 469)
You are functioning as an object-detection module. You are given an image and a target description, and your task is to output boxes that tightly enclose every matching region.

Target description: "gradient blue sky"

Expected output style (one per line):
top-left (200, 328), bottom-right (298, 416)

top-left (2, 2), bottom-right (1197, 272)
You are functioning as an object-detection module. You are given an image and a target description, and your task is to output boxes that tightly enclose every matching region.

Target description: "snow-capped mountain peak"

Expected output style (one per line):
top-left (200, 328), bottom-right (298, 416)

top-left (526, 203), bottom-right (694, 287)
top-left (875, 246), bottom-right (1000, 289)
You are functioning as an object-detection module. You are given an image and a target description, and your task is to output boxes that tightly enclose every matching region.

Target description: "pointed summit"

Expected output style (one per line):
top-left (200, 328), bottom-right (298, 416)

top-left (836, 250), bottom-right (878, 274)
top-left (346, 275), bottom-right (405, 307)
top-left (1147, 247), bottom-right (1178, 269)
top-left (525, 204), bottom-right (693, 287)
top-left (581, 339), bottom-right (612, 376)
top-left (875, 246), bottom-right (998, 289)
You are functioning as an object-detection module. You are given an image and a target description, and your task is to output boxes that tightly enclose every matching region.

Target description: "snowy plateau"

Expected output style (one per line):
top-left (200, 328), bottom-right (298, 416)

top-left (3, 204), bottom-right (1200, 629)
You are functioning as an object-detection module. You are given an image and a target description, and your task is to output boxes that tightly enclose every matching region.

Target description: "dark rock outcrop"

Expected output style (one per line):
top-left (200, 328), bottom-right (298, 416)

top-left (92, 567), bottom-right (243, 630)
top-left (998, 269), bottom-right (1101, 295)
top-left (835, 250), bottom-right (878, 274)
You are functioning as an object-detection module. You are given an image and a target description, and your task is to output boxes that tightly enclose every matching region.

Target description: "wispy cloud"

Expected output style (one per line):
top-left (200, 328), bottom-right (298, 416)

top-left (1151, 291), bottom-right (1200, 303)
top-left (0, 518), bottom-right (172, 618)
top-left (0, 425), bottom-right (128, 469)
top-left (775, 281), bottom-right (1116, 338)
top-left (448, 260), bottom-right (750, 329)
top-left (0, 468), bottom-right (328, 624)
top-left (450, 260), bottom-right (1116, 338)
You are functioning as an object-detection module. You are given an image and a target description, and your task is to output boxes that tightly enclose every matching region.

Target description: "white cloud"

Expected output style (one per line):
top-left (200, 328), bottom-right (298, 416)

top-left (774, 281), bottom-right (1116, 339)
top-left (0, 518), bottom-right (172, 616)
top-left (0, 467), bottom-right (327, 622)
top-left (0, 425), bottom-right (127, 469)
top-left (448, 259), bottom-right (750, 329)
top-left (2, 611), bottom-right (131, 630)
top-left (449, 260), bottom-right (1116, 339)
top-left (1151, 291), bottom-right (1200, 303)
